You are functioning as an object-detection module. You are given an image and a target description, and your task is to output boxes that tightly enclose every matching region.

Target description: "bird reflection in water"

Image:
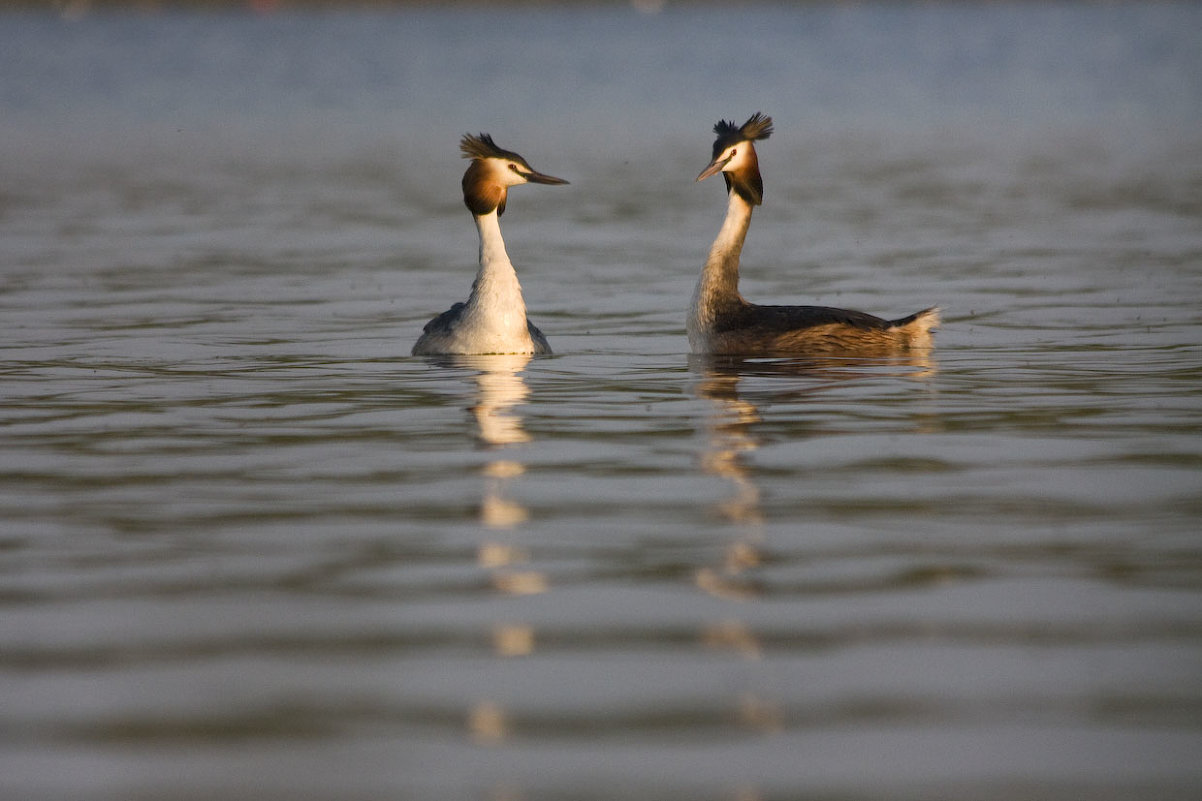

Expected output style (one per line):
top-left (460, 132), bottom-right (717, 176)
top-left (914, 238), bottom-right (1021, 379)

top-left (692, 351), bottom-right (938, 744)
top-left (692, 359), bottom-right (767, 604)
top-left (692, 356), bottom-right (781, 746)
top-left (691, 350), bottom-right (938, 584)
top-left (442, 354), bottom-right (548, 751)
top-left (465, 354), bottom-right (547, 597)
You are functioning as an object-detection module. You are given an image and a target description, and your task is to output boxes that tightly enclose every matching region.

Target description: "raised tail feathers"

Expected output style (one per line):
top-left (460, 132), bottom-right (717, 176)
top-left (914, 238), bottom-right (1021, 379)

top-left (891, 306), bottom-right (940, 349)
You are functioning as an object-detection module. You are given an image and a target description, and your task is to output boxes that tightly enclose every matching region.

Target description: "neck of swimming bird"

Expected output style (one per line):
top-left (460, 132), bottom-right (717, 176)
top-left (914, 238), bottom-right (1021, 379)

top-left (466, 209), bottom-right (529, 328)
top-left (695, 190), bottom-right (754, 313)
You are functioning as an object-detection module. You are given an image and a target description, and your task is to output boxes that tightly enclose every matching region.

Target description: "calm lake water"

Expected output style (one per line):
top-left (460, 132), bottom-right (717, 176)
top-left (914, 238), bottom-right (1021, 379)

top-left (2, 2), bottom-right (1201, 799)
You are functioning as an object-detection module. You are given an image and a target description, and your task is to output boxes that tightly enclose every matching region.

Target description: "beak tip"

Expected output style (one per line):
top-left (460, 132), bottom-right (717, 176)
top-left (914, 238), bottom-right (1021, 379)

top-left (529, 172), bottom-right (569, 186)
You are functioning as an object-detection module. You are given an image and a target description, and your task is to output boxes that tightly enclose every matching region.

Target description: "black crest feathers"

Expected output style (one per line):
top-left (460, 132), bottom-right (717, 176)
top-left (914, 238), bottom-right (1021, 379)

top-left (711, 112), bottom-right (774, 159)
top-left (460, 133), bottom-right (525, 164)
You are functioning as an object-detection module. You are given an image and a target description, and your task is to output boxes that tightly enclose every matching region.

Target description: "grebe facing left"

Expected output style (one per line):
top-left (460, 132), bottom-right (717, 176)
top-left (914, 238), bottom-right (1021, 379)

top-left (412, 133), bottom-right (568, 356)
top-left (689, 112), bottom-right (939, 356)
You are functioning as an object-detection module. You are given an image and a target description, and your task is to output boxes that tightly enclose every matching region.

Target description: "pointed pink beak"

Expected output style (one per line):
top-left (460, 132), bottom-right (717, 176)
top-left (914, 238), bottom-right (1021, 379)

top-left (696, 155), bottom-right (732, 182)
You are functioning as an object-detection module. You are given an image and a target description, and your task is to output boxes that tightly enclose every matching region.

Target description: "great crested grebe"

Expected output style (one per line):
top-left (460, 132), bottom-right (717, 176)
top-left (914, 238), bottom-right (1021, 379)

top-left (689, 112), bottom-right (939, 356)
top-left (412, 133), bottom-right (568, 356)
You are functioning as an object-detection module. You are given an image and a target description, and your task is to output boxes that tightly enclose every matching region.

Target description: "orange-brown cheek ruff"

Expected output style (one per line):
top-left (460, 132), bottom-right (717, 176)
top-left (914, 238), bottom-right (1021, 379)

top-left (461, 161), bottom-right (507, 217)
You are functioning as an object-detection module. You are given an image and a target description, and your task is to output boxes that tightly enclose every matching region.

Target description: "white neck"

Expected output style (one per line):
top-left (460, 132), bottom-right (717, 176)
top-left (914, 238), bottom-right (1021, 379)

top-left (689, 190), bottom-right (753, 344)
top-left (461, 210), bottom-right (532, 346)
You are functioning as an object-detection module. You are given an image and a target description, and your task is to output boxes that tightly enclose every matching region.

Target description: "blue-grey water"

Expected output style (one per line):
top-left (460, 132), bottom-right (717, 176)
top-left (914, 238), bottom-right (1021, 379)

top-left (2, 3), bottom-right (1201, 799)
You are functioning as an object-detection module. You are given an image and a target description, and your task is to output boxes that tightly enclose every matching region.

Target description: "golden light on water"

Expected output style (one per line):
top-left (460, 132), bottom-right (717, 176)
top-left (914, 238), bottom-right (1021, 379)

top-left (478, 542), bottom-right (528, 568)
top-left (492, 570), bottom-right (549, 597)
top-left (493, 623), bottom-right (535, 657)
top-left (702, 618), bottom-right (762, 660)
top-left (468, 700), bottom-right (508, 744)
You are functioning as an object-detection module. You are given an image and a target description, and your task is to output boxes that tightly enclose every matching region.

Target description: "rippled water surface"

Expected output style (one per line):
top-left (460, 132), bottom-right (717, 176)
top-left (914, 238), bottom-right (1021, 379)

top-left (2, 3), bottom-right (1201, 799)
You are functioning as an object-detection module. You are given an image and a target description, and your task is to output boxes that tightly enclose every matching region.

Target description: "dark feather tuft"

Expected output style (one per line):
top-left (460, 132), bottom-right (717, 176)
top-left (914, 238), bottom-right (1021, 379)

top-left (713, 118), bottom-right (742, 138)
top-left (460, 133), bottom-right (526, 164)
top-left (739, 112), bottom-right (773, 142)
top-left (712, 112), bottom-right (774, 157)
